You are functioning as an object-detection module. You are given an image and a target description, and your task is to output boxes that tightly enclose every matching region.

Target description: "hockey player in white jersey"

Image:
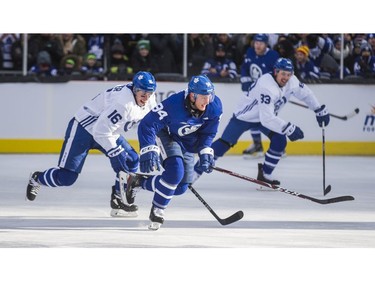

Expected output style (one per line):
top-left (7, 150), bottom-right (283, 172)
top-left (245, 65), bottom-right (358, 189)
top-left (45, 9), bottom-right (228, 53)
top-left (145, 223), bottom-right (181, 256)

top-left (26, 71), bottom-right (157, 217)
top-left (209, 58), bottom-right (330, 184)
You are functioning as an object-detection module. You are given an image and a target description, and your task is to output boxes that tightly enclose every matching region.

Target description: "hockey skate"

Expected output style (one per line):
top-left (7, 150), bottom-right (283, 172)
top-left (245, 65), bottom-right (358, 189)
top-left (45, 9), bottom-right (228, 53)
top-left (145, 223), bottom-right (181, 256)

top-left (125, 173), bottom-right (146, 206)
top-left (148, 205), bottom-right (165, 230)
top-left (26, 171), bottom-right (41, 201)
top-left (256, 163), bottom-right (280, 191)
top-left (110, 186), bottom-right (138, 217)
top-left (243, 142), bottom-right (264, 159)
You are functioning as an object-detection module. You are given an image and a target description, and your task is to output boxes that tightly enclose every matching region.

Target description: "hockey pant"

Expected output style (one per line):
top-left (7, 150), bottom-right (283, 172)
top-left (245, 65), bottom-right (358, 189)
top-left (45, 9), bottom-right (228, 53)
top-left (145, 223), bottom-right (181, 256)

top-left (211, 115), bottom-right (286, 175)
top-left (140, 129), bottom-right (195, 209)
top-left (37, 118), bottom-right (138, 190)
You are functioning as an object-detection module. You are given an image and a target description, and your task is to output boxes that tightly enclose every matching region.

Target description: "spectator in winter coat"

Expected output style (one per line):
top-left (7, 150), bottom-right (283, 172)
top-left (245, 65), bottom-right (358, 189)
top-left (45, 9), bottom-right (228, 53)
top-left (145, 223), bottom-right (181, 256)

top-left (201, 43), bottom-right (238, 80)
top-left (130, 39), bottom-right (159, 74)
top-left (294, 45), bottom-right (320, 81)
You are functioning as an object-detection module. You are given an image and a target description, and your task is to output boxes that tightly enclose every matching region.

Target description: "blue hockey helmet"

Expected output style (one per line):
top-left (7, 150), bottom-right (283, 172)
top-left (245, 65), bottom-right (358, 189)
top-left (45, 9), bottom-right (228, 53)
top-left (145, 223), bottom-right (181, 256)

top-left (132, 71), bottom-right (156, 93)
top-left (188, 75), bottom-right (215, 102)
top-left (254, 33), bottom-right (268, 43)
top-left (274, 58), bottom-right (294, 73)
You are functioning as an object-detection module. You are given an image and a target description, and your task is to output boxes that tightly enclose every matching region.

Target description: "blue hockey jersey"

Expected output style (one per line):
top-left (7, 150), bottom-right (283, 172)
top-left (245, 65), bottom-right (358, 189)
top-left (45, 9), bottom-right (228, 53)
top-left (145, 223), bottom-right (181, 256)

top-left (138, 90), bottom-right (223, 153)
top-left (240, 47), bottom-right (279, 91)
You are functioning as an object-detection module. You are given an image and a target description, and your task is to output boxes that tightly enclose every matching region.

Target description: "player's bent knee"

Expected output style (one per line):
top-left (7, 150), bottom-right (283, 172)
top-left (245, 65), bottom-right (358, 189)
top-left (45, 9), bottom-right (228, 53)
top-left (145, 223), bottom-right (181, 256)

top-left (269, 133), bottom-right (287, 152)
top-left (162, 156), bottom-right (184, 185)
top-left (174, 183), bottom-right (188, 195)
top-left (212, 138), bottom-right (233, 157)
top-left (57, 168), bottom-right (79, 186)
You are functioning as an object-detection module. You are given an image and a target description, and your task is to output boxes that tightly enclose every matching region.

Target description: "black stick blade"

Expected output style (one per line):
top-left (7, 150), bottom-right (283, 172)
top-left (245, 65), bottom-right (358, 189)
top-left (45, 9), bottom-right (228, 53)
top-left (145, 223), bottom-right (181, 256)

top-left (219, 210), bottom-right (244, 225)
top-left (306, 195), bottom-right (355, 204)
top-left (188, 185), bottom-right (244, 226)
top-left (324, 185), bottom-right (332, 196)
top-left (325, 195), bottom-right (355, 204)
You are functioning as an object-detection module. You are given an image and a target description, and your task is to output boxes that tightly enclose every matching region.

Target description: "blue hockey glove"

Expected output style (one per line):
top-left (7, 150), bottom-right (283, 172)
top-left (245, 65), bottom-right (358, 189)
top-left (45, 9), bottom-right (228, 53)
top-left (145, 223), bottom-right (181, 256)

top-left (314, 104), bottom-right (330, 127)
top-left (117, 138), bottom-right (139, 173)
top-left (107, 145), bottom-right (130, 174)
top-left (195, 148), bottom-right (215, 174)
top-left (282, 122), bottom-right (304, 141)
top-left (240, 76), bottom-right (252, 92)
top-left (139, 145), bottom-right (161, 173)
top-left (125, 147), bottom-right (139, 173)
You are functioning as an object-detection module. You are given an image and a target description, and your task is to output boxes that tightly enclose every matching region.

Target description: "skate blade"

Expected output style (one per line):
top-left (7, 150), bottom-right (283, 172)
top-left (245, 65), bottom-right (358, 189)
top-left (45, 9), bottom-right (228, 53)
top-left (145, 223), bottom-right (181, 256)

top-left (110, 209), bottom-right (138, 217)
top-left (25, 196), bottom-right (34, 201)
top-left (256, 186), bottom-right (277, 191)
top-left (148, 222), bottom-right (162, 230)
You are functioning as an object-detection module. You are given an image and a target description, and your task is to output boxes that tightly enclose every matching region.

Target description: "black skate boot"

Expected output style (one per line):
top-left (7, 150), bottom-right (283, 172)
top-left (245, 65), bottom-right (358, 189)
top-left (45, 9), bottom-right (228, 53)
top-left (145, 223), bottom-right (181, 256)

top-left (148, 205), bottom-right (165, 231)
top-left (110, 185), bottom-right (138, 217)
top-left (257, 163), bottom-right (280, 189)
top-left (243, 142), bottom-right (264, 159)
top-left (26, 171), bottom-right (41, 201)
top-left (125, 173), bottom-right (147, 205)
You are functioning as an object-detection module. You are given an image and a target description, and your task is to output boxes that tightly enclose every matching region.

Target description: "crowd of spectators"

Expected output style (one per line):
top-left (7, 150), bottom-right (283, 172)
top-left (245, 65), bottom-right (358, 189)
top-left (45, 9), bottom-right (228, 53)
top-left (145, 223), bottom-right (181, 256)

top-left (1, 33), bottom-right (375, 82)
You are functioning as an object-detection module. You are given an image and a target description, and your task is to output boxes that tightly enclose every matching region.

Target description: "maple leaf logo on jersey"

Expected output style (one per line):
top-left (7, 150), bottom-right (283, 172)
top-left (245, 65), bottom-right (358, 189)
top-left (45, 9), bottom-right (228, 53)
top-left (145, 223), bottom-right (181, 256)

top-left (177, 124), bottom-right (202, 136)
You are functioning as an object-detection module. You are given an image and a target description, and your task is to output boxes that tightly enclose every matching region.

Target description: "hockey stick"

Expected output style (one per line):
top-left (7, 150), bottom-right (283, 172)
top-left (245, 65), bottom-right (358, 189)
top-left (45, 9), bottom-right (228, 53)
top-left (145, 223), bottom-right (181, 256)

top-left (322, 123), bottom-right (332, 196)
top-left (212, 166), bottom-right (354, 204)
top-left (188, 185), bottom-right (244, 226)
top-left (120, 171), bottom-right (243, 226)
top-left (289, 100), bottom-right (359, 121)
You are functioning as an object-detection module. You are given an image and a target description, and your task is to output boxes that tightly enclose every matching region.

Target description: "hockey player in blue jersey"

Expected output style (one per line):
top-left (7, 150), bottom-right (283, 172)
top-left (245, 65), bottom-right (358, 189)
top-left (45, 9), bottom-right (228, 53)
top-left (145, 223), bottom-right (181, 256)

top-left (210, 58), bottom-right (330, 185)
top-left (26, 71), bottom-right (158, 217)
top-left (124, 75), bottom-right (223, 230)
top-left (240, 34), bottom-right (279, 158)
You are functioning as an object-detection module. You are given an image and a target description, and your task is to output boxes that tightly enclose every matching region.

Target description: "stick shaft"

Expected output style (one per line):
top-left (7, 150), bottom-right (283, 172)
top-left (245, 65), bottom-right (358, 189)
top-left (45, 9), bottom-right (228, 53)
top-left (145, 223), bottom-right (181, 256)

top-left (289, 100), bottom-right (358, 120)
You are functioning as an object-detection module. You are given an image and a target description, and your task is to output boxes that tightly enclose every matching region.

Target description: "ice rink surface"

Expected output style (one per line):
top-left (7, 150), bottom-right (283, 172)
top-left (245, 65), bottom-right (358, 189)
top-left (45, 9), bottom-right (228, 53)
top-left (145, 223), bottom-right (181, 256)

top-left (0, 154), bottom-right (374, 280)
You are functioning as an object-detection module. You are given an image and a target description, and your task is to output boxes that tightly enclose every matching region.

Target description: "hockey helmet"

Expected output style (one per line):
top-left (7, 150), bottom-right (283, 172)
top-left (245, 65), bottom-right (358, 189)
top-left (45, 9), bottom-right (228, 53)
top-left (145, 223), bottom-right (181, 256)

top-left (274, 58), bottom-right (294, 73)
top-left (133, 71), bottom-right (157, 93)
top-left (188, 75), bottom-right (215, 102)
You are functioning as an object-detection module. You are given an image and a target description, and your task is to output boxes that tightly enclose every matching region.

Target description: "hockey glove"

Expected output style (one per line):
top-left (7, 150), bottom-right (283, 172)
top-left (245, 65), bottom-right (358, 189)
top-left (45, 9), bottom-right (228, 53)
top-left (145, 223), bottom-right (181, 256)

top-left (282, 122), bottom-right (304, 141)
top-left (107, 145), bottom-right (130, 174)
top-left (240, 76), bottom-right (252, 92)
top-left (139, 145), bottom-right (161, 173)
top-left (125, 147), bottom-right (139, 173)
top-left (314, 104), bottom-right (330, 127)
top-left (195, 147), bottom-right (215, 174)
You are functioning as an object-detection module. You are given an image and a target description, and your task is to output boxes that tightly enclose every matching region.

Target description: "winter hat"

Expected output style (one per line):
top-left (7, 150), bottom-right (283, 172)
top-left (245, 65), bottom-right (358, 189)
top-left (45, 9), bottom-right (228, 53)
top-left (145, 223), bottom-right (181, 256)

top-left (137, 39), bottom-right (150, 51)
top-left (37, 51), bottom-right (51, 65)
top-left (360, 45), bottom-right (373, 56)
top-left (65, 59), bottom-right (75, 66)
top-left (253, 34), bottom-right (268, 43)
top-left (215, 43), bottom-right (225, 52)
top-left (86, 53), bottom-right (96, 60)
top-left (111, 43), bottom-right (125, 54)
top-left (296, 45), bottom-right (310, 56)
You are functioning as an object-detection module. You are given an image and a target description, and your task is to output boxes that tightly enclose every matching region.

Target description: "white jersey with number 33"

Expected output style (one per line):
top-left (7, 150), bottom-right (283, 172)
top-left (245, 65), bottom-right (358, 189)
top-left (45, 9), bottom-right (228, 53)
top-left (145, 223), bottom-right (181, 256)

top-left (234, 73), bottom-right (320, 134)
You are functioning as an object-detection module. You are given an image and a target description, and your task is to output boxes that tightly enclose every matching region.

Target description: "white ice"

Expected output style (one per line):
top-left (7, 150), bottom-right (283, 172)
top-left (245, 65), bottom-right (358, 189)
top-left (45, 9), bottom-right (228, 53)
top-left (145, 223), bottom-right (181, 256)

top-left (0, 154), bottom-right (374, 280)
